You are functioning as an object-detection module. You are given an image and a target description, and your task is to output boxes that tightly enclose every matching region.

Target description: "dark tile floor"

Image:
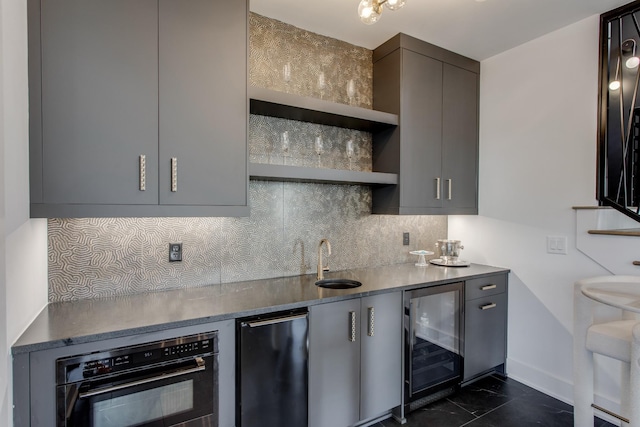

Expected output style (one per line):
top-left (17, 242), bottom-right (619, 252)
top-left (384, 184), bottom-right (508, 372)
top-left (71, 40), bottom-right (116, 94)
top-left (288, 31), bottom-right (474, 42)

top-left (373, 375), bottom-right (616, 427)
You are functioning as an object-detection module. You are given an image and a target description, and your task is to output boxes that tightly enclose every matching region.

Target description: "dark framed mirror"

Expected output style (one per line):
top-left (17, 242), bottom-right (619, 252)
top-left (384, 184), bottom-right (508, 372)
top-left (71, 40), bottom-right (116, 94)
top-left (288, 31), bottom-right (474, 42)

top-left (598, 0), bottom-right (640, 223)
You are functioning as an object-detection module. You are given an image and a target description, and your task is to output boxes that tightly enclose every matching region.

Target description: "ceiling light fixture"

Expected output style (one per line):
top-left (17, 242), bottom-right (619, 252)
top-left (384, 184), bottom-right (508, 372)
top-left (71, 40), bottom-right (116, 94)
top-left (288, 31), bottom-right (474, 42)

top-left (609, 57), bottom-right (621, 91)
top-left (622, 38), bottom-right (640, 69)
top-left (358, 0), bottom-right (406, 25)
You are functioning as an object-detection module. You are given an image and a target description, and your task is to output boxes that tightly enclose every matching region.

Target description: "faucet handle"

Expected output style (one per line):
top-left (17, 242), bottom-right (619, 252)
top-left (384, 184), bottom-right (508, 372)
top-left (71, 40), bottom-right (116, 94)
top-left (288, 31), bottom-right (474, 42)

top-left (322, 265), bottom-right (330, 272)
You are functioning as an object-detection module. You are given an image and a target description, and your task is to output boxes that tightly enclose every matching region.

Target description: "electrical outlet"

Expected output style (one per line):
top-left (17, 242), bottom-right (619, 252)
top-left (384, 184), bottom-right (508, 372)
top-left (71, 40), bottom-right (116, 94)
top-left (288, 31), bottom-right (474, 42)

top-left (403, 232), bottom-right (410, 246)
top-left (169, 243), bottom-right (182, 262)
top-left (546, 236), bottom-right (567, 255)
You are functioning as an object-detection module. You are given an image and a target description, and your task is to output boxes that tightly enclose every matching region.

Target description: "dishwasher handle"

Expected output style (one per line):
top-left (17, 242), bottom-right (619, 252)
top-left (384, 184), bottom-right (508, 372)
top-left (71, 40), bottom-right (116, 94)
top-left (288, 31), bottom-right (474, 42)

top-left (244, 313), bottom-right (308, 328)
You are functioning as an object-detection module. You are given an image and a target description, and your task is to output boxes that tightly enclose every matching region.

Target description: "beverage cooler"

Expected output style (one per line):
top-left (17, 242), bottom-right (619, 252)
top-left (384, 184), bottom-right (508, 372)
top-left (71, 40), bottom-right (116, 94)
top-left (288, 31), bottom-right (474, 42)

top-left (404, 282), bottom-right (464, 412)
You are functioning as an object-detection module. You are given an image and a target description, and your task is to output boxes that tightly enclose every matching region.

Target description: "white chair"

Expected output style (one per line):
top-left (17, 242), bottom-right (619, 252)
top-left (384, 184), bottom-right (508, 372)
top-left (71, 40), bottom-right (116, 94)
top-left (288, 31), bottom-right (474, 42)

top-left (573, 275), bottom-right (640, 427)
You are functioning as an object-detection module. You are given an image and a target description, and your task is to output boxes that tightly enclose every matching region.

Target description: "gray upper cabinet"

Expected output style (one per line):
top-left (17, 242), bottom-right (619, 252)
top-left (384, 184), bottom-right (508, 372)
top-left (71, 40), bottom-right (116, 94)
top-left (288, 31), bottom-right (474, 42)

top-left (28, 0), bottom-right (249, 218)
top-left (309, 292), bottom-right (402, 427)
top-left (372, 34), bottom-right (479, 215)
top-left (158, 0), bottom-right (247, 207)
top-left (36, 0), bottom-right (160, 207)
top-left (442, 63), bottom-right (479, 212)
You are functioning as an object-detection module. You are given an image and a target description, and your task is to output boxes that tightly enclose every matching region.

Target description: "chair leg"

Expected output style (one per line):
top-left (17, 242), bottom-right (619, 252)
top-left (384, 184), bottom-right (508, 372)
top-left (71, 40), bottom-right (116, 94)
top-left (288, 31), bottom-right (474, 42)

top-left (574, 346), bottom-right (595, 426)
top-left (630, 323), bottom-right (640, 427)
top-left (574, 284), bottom-right (595, 427)
top-left (621, 364), bottom-right (630, 427)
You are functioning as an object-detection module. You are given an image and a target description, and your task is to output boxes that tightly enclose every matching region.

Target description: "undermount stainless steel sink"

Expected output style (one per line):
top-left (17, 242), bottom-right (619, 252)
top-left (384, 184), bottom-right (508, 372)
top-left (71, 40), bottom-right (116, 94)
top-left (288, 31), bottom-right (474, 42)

top-left (315, 279), bottom-right (362, 289)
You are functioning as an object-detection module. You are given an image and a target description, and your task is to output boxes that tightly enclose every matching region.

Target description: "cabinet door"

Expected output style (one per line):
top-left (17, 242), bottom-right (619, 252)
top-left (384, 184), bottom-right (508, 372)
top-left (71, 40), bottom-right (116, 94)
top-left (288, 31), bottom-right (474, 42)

top-left (309, 299), bottom-right (361, 427)
top-left (463, 293), bottom-right (507, 381)
top-left (40, 0), bottom-right (159, 205)
top-left (360, 292), bottom-right (402, 420)
top-left (400, 50), bottom-right (443, 210)
top-left (159, 0), bottom-right (247, 207)
top-left (26, 320), bottom-right (235, 426)
top-left (442, 63), bottom-right (478, 213)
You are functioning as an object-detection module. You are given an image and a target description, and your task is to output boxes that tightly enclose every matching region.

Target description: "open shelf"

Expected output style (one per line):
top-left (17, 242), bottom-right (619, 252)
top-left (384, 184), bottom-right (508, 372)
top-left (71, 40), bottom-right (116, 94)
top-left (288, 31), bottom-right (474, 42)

top-left (249, 86), bottom-right (398, 132)
top-left (249, 163), bottom-right (398, 186)
top-left (248, 87), bottom-right (398, 187)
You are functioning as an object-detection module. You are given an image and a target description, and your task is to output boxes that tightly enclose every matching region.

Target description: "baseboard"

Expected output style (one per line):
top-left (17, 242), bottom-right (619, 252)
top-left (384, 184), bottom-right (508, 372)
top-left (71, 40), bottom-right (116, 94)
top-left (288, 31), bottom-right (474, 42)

top-left (506, 357), bottom-right (622, 426)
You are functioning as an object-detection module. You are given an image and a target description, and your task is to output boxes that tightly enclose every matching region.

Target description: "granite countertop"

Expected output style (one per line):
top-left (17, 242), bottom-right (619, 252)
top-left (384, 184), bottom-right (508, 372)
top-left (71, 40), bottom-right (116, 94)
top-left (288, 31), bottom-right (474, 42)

top-left (12, 262), bottom-right (509, 354)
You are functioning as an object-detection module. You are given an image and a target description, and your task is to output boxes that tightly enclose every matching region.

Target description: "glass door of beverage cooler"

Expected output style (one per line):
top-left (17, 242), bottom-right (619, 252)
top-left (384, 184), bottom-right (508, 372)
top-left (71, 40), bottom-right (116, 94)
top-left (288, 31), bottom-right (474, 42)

top-left (405, 282), bottom-right (464, 402)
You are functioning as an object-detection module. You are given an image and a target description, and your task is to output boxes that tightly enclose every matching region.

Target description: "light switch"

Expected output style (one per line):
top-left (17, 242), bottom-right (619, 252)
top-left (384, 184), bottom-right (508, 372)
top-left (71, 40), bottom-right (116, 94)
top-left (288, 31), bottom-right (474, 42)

top-left (546, 236), bottom-right (567, 255)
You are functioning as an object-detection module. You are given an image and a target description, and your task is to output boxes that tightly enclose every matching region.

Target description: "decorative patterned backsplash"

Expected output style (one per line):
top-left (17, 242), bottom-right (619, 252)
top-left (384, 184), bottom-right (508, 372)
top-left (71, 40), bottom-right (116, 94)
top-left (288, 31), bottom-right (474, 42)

top-left (249, 115), bottom-right (371, 171)
top-left (48, 186), bottom-right (446, 301)
top-left (249, 13), bottom-right (372, 108)
top-left (47, 14), bottom-right (448, 302)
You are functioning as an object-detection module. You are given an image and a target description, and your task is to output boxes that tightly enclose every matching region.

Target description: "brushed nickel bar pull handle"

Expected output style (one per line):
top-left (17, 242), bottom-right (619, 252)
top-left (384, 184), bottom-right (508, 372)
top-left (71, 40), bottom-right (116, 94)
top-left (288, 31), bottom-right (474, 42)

top-left (349, 311), bottom-right (356, 342)
top-left (367, 307), bottom-right (375, 337)
top-left (171, 157), bottom-right (178, 192)
top-left (480, 303), bottom-right (497, 310)
top-left (447, 179), bottom-right (452, 200)
top-left (436, 178), bottom-right (441, 200)
top-left (481, 284), bottom-right (497, 291)
top-left (633, 261), bottom-right (640, 266)
top-left (139, 155), bottom-right (146, 191)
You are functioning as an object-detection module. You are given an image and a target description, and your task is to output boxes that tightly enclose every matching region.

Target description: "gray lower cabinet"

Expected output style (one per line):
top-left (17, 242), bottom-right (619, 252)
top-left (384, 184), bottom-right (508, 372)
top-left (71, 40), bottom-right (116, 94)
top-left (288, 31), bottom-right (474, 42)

top-left (372, 33), bottom-right (479, 215)
top-left (463, 274), bottom-right (508, 382)
top-left (309, 292), bottom-right (402, 427)
top-left (13, 320), bottom-right (235, 427)
top-left (309, 298), bottom-right (360, 427)
top-left (28, 0), bottom-right (248, 218)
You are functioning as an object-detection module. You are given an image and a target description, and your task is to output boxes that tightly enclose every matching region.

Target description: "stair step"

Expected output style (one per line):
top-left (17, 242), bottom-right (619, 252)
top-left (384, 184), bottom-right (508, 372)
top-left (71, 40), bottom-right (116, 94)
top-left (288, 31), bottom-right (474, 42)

top-left (587, 229), bottom-right (640, 237)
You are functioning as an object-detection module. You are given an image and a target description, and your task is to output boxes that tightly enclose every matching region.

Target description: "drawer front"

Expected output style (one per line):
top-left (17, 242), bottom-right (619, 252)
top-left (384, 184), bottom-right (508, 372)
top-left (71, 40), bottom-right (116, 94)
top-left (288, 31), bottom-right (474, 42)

top-left (465, 274), bottom-right (507, 301)
top-left (463, 292), bottom-right (507, 381)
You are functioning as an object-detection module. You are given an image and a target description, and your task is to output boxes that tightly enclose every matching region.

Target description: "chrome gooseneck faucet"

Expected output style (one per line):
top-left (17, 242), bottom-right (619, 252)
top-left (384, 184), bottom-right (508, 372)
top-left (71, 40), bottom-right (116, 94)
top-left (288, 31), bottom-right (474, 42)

top-left (317, 238), bottom-right (331, 280)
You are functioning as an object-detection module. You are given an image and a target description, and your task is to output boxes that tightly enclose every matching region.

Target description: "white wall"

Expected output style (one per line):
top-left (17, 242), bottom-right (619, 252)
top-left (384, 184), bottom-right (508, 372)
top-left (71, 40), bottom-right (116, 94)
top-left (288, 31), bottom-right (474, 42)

top-left (0, 0), bottom-right (7, 423)
top-left (449, 15), bottom-right (620, 408)
top-left (1, 0), bottom-right (48, 425)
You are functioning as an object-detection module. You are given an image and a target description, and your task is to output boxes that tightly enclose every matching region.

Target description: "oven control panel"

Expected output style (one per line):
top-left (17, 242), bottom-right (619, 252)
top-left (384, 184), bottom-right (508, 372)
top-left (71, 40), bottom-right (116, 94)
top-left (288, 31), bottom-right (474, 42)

top-left (56, 331), bottom-right (218, 383)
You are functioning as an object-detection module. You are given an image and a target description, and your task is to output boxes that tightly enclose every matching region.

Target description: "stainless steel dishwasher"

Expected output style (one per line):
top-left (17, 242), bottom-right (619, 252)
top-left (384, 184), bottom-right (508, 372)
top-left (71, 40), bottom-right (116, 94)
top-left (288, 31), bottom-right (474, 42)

top-left (237, 310), bottom-right (308, 427)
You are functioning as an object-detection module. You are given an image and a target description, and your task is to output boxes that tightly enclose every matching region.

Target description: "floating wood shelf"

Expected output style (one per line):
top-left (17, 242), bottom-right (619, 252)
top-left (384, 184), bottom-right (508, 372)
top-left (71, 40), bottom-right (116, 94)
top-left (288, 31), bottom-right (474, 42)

top-left (249, 163), bottom-right (398, 186)
top-left (249, 86), bottom-right (398, 132)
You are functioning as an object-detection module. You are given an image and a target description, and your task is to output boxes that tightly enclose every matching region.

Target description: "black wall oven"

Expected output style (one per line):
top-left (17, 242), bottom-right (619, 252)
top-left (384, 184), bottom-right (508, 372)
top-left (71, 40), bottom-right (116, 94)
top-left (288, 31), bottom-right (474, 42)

top-left (56, 331), bottom-right (218, 427)
top-left (404, 282), bottom-right (464, 412)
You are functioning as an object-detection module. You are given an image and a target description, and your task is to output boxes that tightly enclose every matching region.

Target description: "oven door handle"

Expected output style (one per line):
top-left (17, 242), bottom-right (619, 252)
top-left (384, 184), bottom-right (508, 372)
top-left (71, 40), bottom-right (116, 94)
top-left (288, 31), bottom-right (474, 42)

top-left (78, 356), bottom-right (206, 399)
